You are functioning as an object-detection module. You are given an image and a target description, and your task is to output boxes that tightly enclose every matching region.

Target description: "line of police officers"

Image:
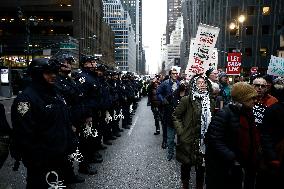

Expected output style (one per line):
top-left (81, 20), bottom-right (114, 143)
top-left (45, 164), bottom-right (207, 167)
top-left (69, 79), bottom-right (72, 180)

top-left (10, 53), bottom-right (143, 188)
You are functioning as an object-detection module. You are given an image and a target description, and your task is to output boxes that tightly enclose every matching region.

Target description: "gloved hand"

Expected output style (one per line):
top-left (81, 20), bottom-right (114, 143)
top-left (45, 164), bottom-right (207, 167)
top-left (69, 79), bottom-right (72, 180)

top-left (162, 99), bottom-right (169, 105)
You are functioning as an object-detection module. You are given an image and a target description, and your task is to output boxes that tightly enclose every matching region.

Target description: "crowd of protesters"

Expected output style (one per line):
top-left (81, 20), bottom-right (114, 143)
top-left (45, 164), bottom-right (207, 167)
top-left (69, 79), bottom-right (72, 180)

top-left (147, 68), bottom-right (284, 189)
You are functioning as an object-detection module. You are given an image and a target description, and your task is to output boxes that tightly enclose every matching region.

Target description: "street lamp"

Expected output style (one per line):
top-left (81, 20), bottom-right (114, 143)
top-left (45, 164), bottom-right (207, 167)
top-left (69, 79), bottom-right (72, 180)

top-left (229, 14), bottom-right (246, 51)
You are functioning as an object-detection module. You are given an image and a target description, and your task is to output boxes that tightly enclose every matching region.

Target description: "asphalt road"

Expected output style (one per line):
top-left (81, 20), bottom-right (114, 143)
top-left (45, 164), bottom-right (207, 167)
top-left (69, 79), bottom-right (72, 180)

top-left (0, 97), bottom-right (197, 189)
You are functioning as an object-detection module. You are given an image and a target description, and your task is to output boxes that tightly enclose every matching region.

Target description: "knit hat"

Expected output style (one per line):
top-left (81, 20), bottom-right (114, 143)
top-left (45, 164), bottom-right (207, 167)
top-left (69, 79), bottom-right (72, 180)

top-left (231, 82), bottom-right (258, 104)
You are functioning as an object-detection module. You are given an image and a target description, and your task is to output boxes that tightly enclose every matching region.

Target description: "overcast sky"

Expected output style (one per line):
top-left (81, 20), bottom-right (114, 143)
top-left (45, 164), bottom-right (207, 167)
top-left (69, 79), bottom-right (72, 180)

top-left (142, 0), bottom-right (167, 74)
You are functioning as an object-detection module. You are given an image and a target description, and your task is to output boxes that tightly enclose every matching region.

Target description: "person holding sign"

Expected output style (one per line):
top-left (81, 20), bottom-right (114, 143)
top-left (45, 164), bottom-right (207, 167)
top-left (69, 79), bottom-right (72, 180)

top-left (173, 75), bottom-right (214, 189)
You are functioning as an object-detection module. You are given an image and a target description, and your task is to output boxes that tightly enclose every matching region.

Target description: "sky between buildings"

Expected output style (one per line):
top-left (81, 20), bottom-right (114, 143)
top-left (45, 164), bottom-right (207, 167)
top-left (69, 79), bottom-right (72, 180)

top-left (142, 0), bottom-right (167, 74)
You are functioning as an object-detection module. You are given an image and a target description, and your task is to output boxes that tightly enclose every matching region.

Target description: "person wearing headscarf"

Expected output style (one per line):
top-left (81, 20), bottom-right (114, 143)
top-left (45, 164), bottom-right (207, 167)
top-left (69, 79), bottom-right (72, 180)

top-left (205, 82), bottom-right (259, 189)
top-left (172, 75), bottom-right (214, 189)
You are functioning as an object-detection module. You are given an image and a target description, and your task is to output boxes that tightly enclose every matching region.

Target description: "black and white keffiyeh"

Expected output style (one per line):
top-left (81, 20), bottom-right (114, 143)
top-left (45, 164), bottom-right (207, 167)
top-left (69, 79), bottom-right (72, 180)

top-left (191, 76), bottom-right (212, 155)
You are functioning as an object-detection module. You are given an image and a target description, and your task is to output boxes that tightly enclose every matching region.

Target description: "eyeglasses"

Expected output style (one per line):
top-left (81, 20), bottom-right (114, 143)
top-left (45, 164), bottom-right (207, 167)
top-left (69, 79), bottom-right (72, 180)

top-left (253, 84), bottom-right (267, 88)
top-left (171, 72), bottom-right (178, 75)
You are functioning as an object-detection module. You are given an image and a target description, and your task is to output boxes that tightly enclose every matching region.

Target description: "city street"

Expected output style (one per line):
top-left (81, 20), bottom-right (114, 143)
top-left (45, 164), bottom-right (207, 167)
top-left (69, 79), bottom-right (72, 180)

top-left (0, 97), bottom-right (193, 189)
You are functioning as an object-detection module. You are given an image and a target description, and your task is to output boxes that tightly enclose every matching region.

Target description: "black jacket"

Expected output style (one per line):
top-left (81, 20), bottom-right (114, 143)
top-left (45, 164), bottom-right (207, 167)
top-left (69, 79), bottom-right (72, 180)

top-left (0, 103), bottom-right (10, 136)
top-left (11, 83), bottom-right (74, 168)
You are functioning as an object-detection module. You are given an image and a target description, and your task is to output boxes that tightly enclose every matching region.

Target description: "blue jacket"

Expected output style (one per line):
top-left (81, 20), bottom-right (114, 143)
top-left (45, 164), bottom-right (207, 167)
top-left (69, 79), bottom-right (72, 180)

top-left (156, 79), bottom-right (180, 103)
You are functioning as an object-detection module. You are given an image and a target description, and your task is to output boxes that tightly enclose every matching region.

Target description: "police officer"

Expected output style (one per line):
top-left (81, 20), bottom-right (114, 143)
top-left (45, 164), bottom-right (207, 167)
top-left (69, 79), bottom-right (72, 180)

top-left (11, 58), bottom-right (75, 188)
top-left (72, 55), bottom-right (103, 175)
top-left (53, 52), bottom-right (86, 183)
top-left (93, 63), bottom-right (114, 145)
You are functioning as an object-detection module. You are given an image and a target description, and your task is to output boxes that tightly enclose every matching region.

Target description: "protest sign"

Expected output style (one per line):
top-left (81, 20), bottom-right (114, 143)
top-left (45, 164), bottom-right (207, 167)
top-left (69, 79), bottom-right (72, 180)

top-left (267, 55), bottom-right (284, 76)
top-left (187, 24), bottom-right (220, 74)
top-left (226, 52), bottom-right (241, 75)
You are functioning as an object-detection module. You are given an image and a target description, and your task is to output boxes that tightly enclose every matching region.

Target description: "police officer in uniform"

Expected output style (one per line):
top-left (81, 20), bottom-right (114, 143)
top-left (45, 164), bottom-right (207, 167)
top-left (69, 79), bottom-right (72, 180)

top-left (11, 58), bottom-right (75, 188)
top-left (72, 55), bottom-right (103, 175)
top-left (93, 63), bottom-right (115, 145)
top-left (53, 53), bottom-right (86, 183)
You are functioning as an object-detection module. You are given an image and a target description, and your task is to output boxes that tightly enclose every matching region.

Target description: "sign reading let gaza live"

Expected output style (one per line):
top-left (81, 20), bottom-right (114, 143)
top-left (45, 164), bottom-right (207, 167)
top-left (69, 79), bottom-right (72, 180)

top-left (226, 52), bottom-right (242, 75)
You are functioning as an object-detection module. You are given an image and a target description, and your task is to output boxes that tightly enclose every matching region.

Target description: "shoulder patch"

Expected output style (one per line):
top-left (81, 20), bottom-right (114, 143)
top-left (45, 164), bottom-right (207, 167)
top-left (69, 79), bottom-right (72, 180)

top-left (17, 102), bottom-right (30, 116)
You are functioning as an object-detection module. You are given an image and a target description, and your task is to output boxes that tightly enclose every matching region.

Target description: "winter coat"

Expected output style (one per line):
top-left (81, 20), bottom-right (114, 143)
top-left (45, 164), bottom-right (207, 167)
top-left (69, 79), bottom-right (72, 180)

top-left (10, 83), bottom-right (75, 168)
top-left (261, 102), bottom-right (284, 174)
top-left (172, 87), bottom-right (214, 165)
top-left (205, 104), bottom-right (260, 189)
top-left (156, 78), bottom-right (180, 103)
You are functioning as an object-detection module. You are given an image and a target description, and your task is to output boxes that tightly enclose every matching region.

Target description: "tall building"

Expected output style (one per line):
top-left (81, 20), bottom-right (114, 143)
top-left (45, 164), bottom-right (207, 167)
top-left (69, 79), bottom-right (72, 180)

top-left (181, 0), bottom-right (284, 74)
top-left (166, 0), bottom-right (182, 44)
top-left (0, 0), bottom-right (115, 67)
top-left (121, 0), bottom-right (144, 74)
top-left (103, 0), bottom-right (137, 72)
top-left (166, 16), bottom-right (183, 72)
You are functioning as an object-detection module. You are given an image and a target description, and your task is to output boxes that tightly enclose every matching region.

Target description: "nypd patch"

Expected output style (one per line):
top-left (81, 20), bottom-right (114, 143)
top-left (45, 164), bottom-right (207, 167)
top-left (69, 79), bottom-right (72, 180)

top-left (17, 102), bottom-right (30, 116)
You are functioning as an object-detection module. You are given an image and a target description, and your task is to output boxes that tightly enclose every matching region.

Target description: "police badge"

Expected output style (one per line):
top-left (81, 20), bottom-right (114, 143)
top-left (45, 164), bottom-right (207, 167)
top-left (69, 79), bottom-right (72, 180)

top-left (17, 102), bottom-right (30, 116)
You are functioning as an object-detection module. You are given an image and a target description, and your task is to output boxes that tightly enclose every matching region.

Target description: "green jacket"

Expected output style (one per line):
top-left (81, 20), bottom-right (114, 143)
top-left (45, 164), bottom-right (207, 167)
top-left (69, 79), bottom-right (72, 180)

top-left (173, 94), bottom-right (214, 165)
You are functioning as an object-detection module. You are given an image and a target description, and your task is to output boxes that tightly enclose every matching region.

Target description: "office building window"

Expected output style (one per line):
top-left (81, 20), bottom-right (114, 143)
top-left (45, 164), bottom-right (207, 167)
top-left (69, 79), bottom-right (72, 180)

top-left (247, 6), bottom-right (255, 15)
top-left (231, 6), bottom-right (239, 18)
top-left (246, 26), bottom-right (253, 35)
top-left (260, 48), bottom-right (268, 57)
top-left (262, 25), bottom-right (270, 35)
top-left (262, 6), bottom-right (270, 15)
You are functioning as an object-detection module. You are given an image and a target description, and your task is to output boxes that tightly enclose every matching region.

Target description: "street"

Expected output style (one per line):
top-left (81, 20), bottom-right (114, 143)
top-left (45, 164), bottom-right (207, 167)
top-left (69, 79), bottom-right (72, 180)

top-left (0, 97), bottom-right (191, 189)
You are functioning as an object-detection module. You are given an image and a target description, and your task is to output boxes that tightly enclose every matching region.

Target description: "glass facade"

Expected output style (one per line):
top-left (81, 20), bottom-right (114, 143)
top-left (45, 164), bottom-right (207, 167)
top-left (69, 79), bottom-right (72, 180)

top-left (103, 0), bottom-right (136, 72)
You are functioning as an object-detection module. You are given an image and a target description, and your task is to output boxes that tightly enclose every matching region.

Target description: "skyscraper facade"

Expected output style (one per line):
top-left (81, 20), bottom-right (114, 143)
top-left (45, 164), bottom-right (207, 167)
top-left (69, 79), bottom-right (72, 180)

top-left (166, 0), bottom-right (182, 44)
top-left (103, 0), bottom-right (137, 72)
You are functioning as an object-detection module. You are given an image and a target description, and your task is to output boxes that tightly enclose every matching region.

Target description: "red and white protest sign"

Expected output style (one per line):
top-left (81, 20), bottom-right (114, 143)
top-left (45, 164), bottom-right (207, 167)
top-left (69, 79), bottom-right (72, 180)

top-left (187, 24), bottom-right (220, 75)
top-left (226, 53), bottom-right (242, 75)
top-left (251, 67), bottom-right (258, 74)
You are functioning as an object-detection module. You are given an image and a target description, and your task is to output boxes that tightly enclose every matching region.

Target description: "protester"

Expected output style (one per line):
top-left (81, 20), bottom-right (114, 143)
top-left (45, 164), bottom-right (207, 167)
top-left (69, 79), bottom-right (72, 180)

top-left (166, 80), bottom-right (189, 161)
top-left (252, 77), bottom-right (278, 107)
top-left (218, 72), bottom-right (231, 106)
top-left (157, 68), bottom-right (180, 149)
top-left (173, 75), bottom-right (214, 189)
top-left (256, 80), bottom-right (284, 189)
top-left (205, 82), bottom-right (259, 189)
top-left (206, 68), bottom-right (223, 111)
top-left (147, 76), bottom-right (161, 135)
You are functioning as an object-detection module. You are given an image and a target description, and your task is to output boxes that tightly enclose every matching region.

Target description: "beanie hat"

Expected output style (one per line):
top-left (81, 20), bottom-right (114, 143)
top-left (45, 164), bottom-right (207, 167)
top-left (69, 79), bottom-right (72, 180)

top-left (231, 82), bottom-right (258, 104)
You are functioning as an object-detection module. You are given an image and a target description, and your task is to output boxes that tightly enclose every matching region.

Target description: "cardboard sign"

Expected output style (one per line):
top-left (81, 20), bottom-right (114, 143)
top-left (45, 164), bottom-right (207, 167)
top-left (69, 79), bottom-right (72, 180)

top-left (187, 24), bottom-right (220, 74)
top-left (267, 55), bottom-right (284, 76)
top-left (226, 53), bottom-right (241, 75)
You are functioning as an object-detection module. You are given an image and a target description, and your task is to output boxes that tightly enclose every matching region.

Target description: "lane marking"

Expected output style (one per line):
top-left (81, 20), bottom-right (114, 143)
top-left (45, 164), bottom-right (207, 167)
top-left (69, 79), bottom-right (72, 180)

top-left (128, 116), bottom-right (139, 136)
